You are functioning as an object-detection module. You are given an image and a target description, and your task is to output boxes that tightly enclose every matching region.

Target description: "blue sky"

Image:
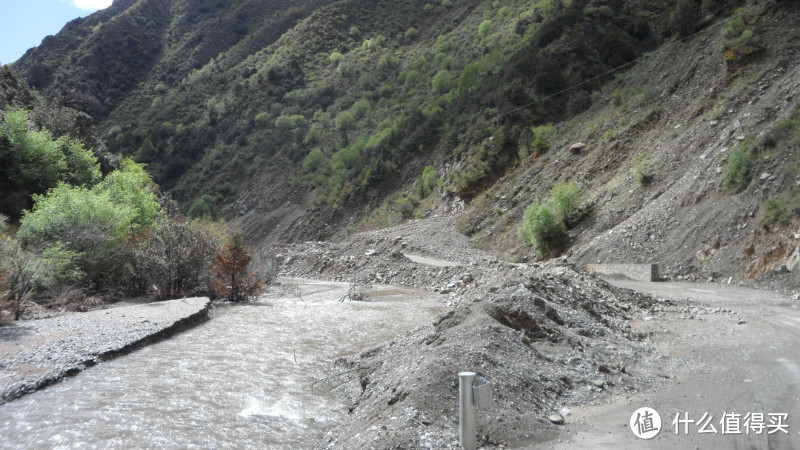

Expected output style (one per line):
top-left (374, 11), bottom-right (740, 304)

top-left (0, 0), bottom-right (112, 65)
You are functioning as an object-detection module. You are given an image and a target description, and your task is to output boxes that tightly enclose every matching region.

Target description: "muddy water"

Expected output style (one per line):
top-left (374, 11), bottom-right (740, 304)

top-left (0, 279), bottom-right (443, 449)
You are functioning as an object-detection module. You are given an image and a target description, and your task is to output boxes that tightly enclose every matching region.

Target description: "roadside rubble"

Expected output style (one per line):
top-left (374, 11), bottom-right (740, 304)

top-left (273, 216), bottom-right (670, 449)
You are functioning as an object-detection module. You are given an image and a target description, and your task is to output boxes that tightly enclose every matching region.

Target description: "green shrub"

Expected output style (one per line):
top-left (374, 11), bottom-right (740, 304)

top-left (131, 215), bottom-right (224, 299)
top-left (723, 16), bottom-right (746, 40)
top-left (761, 198), bottom-right (791, 225)
top-left (357, 72), bottom-right (375, 91)
top-left (161, 122), bottom-right (175, 136)
top-left (351, 99), bottom-right (371, 119)
top-left (633, 152), bottom-right (653, 184)
top-left (397, 197), bottom-right (415, 219)
top-left (412, 56), bottom-right (428, 71)
top-left (668, 0), bottom-right (699, 38)
top-left (329, 52), bottom-right (345, 65)
top-left (378, 84), bottom-right (394, 98)
top-left (432, 70), bottom-right (452, 94)
top-left (404, 27), bottom-right (419, 40)
top-left (302, 148), bottom-right (328, 174)
top-left (478, 19), bottom-right (493, 36)
top-left (254, 112), bottom-right (271, 128)
top-left (724, 144), bottom-right (756, 191)
top-left (289, 115), bottom-right (307, 129)
top-left (336, 111), bottom-right (355, 131)
top-left (457, 62), bottom-right (483, 93)
top-left (550, 181), bottom-right (581, 218)
top-left (404, 70), bottom-right (421, 87)
top-left (137, 138), bottom-right (156, 162)
top-left (530, 123), bottom-right (555, 154)
top-left (188, 195), bottom-right (219, 219)
top-left (212, 229), bottom-right (264, 302)
top-left (421, 166), bottom-right (438, 197)
top-left (519, 200), bottom-right (567, 257)
top-left (377, 54), bottom-right (398, 70)
top-left (303, 125), bottom-right (321, 144)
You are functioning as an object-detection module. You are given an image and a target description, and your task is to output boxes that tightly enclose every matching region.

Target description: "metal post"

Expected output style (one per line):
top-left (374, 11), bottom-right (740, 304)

top-left (459, 371), bottom-right (477, 450)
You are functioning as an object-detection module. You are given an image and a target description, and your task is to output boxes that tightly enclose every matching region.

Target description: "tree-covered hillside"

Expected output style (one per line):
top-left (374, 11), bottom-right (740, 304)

top-left (12, 0), bottom-right (694, 217)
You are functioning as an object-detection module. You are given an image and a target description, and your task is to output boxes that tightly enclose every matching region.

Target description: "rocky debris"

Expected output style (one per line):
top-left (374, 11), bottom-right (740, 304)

top-left (569, 142), bottom-right (586, 155)
top-left (312, 262), bottom-right (662, 450)
top-left (276, 216), bottom-right (667, 449)
top-left (0, 297), bottom-right (211, 404)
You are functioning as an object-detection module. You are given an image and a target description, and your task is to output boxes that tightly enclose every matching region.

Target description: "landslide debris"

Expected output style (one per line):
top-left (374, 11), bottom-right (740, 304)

top-left (277, 216), bottom-right (667, 449)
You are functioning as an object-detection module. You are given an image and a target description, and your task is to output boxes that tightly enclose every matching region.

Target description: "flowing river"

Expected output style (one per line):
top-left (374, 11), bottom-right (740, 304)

top-left (0, 279), bottom-right (443, 449)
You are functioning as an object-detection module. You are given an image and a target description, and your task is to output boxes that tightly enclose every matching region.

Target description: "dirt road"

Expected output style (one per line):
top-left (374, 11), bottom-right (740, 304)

top-left (522, 280), bottom-right (800, 450)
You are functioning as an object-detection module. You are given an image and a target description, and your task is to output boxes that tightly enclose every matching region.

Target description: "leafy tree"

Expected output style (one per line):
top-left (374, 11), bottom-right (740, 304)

top-left (211, 230), bottom-right (264, 302)
top-left (0, 108), bottom-right (101, 219)
top-left (18, 159), bottom-right (160, 287)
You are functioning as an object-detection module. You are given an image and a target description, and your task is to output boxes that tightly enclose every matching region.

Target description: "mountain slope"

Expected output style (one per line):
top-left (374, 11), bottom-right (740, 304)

top-left (9, 0), bottom-right (800, 283)
top-left (11, 0), bottom-right (665, 228)
top-left (459, 1), bottom-right (800, 282)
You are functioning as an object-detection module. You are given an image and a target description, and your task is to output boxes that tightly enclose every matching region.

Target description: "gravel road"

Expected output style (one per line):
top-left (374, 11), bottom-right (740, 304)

top-left (0, 297), bottom-right (211, 404)
top-left (522, 280), bottom-right (800, 450)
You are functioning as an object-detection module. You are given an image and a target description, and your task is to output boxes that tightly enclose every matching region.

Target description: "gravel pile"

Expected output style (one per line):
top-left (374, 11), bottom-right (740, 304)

top-left (0, 297), bottom-right (211, 404)
top-left (276, 215), bottom-right (669, 449)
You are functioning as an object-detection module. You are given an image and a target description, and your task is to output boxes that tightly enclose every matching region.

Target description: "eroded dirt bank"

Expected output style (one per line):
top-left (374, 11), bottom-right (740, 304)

top-left (0, 297), bottom-right (211, 405)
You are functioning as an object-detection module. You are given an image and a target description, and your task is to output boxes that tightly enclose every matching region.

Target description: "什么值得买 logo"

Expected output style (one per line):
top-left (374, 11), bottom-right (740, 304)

top-left (630, 407), bottom-right (662, 439)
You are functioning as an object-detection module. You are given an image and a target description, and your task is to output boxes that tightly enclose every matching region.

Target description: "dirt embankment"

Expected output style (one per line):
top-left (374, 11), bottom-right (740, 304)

top-left (276, 215), bottom-right (675, 449)
top-left (0, 297), bottom-right (212, 405)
